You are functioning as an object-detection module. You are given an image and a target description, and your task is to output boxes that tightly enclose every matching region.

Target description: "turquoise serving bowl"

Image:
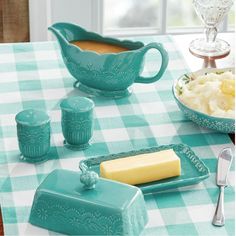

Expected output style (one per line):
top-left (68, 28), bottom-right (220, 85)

top-left (173, 68), bottom-right (235, 133)
top-left (48, 22), bottom-right (169, 98)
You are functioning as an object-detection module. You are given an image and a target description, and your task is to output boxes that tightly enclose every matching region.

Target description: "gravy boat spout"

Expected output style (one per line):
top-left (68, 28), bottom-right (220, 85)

top-left (48, 22), bottom-right (169, 98)
top-left (48, 24), bottom-right (69, 48)
top-left (48, 22), bottom-right (83, 57)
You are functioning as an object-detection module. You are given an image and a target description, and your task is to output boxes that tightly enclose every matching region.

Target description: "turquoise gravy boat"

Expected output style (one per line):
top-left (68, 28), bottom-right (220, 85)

top-left (48, 22), bottom-right (169, 98)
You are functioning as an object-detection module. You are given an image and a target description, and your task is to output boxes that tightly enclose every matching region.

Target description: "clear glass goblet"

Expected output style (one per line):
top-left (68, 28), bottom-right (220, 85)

top-left (189, 0), bottom-right (233, 58)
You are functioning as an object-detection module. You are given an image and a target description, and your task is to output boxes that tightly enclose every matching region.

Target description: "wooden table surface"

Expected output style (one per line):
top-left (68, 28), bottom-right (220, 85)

top-left (0, 32), bottom-right (234, 235)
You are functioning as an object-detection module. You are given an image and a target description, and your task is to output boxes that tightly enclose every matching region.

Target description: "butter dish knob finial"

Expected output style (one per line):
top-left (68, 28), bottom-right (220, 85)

top-left (79, 162), bottom-right (99, 190)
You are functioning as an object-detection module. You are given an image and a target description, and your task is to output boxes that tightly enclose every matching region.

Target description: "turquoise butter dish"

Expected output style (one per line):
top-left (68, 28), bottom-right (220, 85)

top-left (48, 22), bottom-right (169, 98)
top-left (80, 144), bottom-right (210, 194)
top-left (29, 169), bottom-right (148, 235)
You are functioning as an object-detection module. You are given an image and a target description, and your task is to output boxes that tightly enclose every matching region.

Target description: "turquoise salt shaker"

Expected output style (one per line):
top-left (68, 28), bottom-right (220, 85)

top-left (60, 96), bottom-right (94, 150)
top-left (15, 109), bottom-right (50, 163)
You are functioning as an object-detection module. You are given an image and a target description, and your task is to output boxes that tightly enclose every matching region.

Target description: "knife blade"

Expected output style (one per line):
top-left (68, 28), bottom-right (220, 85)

top-left (212, 147), bottom-right (233, 227)
top-left (216, 148), bottom-right (233, 186)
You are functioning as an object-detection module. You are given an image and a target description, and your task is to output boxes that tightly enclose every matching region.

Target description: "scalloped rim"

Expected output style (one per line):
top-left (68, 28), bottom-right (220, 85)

top-left (173, 67), bottom-right (235, 122)
top-left (80, 144), bottom-right (210, 193)
top-left (50, 22), bottom-right (145, 57)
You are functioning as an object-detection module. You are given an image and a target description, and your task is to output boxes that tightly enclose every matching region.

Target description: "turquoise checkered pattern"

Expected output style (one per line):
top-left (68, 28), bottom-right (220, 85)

top-left (0, 35), bottom-right (234, 236)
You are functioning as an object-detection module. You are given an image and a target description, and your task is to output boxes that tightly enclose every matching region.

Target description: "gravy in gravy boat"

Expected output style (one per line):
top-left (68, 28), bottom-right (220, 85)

top-left (71, 40), bottom-right (130, 54)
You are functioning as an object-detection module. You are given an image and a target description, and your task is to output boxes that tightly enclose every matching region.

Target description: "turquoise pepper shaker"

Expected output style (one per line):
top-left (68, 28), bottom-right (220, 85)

top-left (60, 96), bottom-right (94, 150)
top-left (15, 109), bottom-right (50, 163)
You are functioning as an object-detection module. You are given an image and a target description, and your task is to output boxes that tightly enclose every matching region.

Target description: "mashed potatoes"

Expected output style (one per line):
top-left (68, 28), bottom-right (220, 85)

top-left (178, 71), bottom-right (235, 119)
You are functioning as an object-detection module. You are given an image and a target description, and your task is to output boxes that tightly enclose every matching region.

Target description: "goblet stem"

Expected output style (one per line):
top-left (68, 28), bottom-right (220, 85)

top-left (205, 27), bottom-right (217, 44)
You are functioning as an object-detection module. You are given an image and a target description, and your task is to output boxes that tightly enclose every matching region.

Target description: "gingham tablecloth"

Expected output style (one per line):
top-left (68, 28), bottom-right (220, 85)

top-left (0, 35), bottom-right (234, 236)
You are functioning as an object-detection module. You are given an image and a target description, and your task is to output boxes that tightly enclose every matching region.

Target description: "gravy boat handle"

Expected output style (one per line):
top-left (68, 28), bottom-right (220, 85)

top-left (135, 42), bottom-right (169, 84)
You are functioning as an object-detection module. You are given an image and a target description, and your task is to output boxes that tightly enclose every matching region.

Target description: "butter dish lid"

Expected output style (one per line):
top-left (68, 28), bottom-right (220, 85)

top-left (30, 168), bottom-right (148, 235)
top-left (38, 169), bottom-right (140, 210)
top-left (15, 109), bottom-right (50, 126)
top-left (60, 96), bottom-right (94, 113)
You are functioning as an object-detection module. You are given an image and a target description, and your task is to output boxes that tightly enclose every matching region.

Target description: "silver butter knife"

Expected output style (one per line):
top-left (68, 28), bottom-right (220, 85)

top-left (212, 147), bottom-right (233, 227)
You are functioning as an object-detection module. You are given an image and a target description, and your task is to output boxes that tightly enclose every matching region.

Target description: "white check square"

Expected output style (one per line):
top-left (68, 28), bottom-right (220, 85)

top-left (60, 157), bottom-right (84, 170)
top-left (12, 190), bottom-right (35, 207)
top-left (168, 59), bottom-right (187, 70)
top-left (38, 69), bottom-right (63, 80)
top-left (0, 53), bottom-right (15, 63)
top-left (0, 72), bottom-right (18, 83)
top-left (42, 88), bottom-right (67, 100)
top-left (187, 204), bottom-right (215, 223)
top-left (150, 123), bottom-right (177, 137)
top-left (0, 91), bottom-right (21, 104)
top-left (7, 162), bottom-right (37, 177)
top-left (3, 137), bottom-right (19, 151)
top-left (139, 102), bottom-right (166, 114)
top-left (48, 110), bottom-right (61, 122)
top-left (0, 114), bottom-right (16, 126)
top-left (51, 133), bottom-right (64, 147)
top-left (16, 223), bottom-right (50, 236)
top-left (95, 105), bottom-right (120, 118)
top-left (146, 209), bottom-right (165, 228)
top-left (102, 128), bottom-right (130, 142)
top-left (134, 83), bottom-right (156, 93)
top-left (35, 51), bottom-right (58, 61)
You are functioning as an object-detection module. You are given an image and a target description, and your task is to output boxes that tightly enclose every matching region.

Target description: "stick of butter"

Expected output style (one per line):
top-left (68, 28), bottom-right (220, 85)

top-left (100, 149), bottom-right (181, 185)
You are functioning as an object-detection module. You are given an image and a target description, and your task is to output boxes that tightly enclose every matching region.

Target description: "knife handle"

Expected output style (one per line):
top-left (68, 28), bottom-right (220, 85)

top-left (212, 186), bottom-right (225, 226)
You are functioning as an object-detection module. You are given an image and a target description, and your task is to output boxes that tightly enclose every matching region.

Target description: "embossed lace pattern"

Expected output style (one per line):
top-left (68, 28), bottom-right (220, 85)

top-left (31, 197), bottom-right (125, 235)
top-left (182, 108), bottom-right (235, 133)
top-left (17, 123), bottom-right (50, 157)
top-left (83, 144), bottom-right (209, 175)
top-left (65, 58), bottom-right (138, 91)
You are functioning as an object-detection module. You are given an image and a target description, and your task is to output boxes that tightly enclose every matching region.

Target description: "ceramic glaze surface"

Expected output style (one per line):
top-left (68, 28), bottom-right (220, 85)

top-left (60, 96), bottom-right (94, 112)
top-left (29, 169), bottom-right (148, 235)
top-left (81, 144), bottom-right (210, 194)
top-left (173, 68), bottom-right (235, 133)
top-left (60, 96), bottom-right (94, 149)
top-left (80, 170), bottom-right (99, 190)
top-left (15, 109), bottom-right (50, 126)
top-left (15, 109), bottom-right (50, 162)
top-left (48, 22), bottom-right (169, 98)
